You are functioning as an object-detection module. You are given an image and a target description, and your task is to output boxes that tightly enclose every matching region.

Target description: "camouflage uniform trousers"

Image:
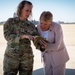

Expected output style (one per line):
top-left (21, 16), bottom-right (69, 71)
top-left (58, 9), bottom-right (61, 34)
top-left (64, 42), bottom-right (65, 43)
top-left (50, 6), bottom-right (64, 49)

top-left (3, 44), bottom-right (34, 75)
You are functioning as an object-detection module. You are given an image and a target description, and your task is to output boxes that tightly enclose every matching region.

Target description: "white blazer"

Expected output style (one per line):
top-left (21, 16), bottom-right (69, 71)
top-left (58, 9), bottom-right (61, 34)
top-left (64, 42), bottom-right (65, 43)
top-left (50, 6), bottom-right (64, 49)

top-left (37, 22), bottom-right (69, 67)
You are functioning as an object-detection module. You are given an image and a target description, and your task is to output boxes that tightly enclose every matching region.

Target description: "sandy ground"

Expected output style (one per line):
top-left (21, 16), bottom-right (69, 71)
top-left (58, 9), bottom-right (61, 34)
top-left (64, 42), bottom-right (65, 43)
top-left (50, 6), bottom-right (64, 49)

top-left (0, 24), bottom-right (75, 75)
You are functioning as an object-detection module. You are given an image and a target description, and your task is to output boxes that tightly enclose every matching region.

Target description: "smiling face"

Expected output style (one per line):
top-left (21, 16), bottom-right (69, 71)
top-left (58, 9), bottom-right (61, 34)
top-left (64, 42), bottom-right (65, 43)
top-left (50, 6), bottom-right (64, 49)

top-left (39, 11), bottom-right (53, 31)
top-left (40, 19), bottom-right (52, 31)
top-left (20, 4), bottom-right (32, 20)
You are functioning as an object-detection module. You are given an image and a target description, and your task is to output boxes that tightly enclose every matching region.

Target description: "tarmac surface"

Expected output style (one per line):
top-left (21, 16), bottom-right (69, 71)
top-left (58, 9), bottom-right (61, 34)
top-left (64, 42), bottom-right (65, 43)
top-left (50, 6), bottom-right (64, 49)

top-left (0, 25), bottom-right (75, 75)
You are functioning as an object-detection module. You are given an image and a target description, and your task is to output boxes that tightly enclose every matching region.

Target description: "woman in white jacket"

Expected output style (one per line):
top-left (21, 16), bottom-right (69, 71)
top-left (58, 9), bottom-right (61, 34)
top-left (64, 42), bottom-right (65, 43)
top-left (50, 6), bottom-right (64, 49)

top-left (37, 11), bottom-right (69, 75)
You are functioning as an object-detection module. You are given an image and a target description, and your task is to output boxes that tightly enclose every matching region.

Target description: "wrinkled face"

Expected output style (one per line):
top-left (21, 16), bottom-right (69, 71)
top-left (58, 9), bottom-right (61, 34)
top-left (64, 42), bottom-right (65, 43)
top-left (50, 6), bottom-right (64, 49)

top-left (40, 19), bottom-right (52, 31)
top-left (21, 4), bottom-right (32, 20)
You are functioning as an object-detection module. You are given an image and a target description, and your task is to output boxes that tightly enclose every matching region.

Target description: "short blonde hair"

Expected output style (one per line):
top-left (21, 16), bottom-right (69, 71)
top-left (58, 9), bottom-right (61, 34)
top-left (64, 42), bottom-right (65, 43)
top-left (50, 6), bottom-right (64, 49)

top-left (40, 11), bottom-right (53, 21)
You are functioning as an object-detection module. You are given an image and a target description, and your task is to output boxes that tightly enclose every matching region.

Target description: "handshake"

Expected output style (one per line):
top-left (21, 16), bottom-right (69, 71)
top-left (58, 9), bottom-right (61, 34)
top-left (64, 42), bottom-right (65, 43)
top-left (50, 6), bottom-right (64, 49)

top-left (33, 36), bottom-right (49, 52)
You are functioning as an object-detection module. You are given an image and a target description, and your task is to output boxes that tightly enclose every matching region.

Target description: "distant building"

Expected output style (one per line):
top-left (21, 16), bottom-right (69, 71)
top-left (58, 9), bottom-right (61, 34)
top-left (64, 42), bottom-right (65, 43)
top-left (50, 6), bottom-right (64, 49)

top-left (13, 12), bottom-right (18, 17)
top-left (32, 20), bottom-right (39, 25)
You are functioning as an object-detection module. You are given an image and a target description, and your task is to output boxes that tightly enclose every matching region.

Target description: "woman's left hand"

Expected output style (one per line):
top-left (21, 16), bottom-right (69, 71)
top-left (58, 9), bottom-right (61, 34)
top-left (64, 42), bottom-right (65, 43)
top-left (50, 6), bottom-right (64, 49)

top-left (20, 35), bottom-right (34, 40)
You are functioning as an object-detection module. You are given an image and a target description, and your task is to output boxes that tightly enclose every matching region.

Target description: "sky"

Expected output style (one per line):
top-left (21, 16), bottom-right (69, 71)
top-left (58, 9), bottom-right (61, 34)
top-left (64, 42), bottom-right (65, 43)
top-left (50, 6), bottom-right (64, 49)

top-left (0, 0), bottom-right (75, 22)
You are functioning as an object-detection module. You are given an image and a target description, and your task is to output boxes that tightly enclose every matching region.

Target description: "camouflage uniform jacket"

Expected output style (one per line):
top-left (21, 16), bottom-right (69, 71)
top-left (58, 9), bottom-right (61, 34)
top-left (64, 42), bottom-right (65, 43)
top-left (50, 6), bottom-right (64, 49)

top-left (3, 17), bottom-right (39, 58)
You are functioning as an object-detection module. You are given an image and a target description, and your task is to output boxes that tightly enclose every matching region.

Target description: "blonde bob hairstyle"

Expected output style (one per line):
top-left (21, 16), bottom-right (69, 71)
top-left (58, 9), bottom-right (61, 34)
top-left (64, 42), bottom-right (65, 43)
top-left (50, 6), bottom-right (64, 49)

top-left (40, 11), bottom-right (53, 22)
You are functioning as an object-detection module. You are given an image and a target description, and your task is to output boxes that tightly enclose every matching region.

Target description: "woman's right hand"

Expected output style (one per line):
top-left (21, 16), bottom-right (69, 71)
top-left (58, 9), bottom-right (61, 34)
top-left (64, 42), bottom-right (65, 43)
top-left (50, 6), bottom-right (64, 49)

top-left (39, 39), bottom-right (47, 49)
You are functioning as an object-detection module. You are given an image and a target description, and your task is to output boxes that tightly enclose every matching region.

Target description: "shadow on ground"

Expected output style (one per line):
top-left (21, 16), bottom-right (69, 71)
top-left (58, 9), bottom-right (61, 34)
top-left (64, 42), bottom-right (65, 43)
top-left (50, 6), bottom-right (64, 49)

top-left (33, 68), bottom-right (75, 75)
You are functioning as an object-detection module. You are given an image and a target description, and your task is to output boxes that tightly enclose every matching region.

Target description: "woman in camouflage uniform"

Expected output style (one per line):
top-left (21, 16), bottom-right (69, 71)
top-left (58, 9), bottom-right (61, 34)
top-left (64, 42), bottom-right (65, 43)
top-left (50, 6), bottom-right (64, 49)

top-left (3, 0), bottom-right (39, 75)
